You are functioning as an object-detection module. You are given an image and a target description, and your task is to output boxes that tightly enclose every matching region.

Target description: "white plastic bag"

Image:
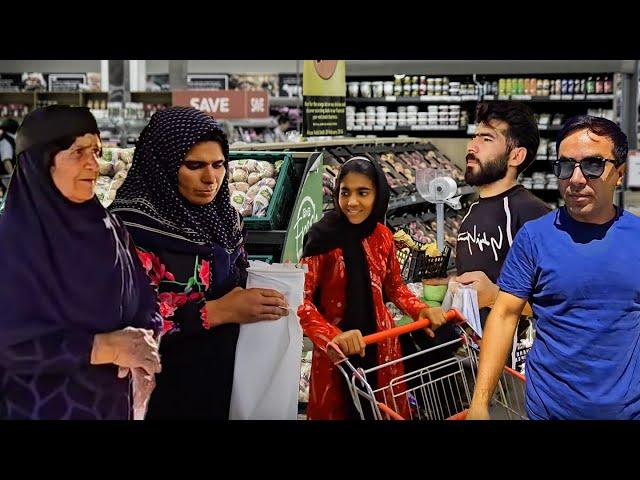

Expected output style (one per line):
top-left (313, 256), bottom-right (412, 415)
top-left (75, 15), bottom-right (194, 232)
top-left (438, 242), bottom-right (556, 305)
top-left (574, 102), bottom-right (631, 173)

top-left (132, 368), bottom-right (155, 420)
top-left (442, 279), bottom-right (482, 337)
top-left (229, 261), bottom-right (305, 420)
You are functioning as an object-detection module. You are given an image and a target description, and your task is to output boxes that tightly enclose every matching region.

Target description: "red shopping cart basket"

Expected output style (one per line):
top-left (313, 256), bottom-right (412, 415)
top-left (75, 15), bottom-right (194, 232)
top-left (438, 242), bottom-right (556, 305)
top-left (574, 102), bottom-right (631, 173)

top-left (328, 310), bottom-right (527, 420)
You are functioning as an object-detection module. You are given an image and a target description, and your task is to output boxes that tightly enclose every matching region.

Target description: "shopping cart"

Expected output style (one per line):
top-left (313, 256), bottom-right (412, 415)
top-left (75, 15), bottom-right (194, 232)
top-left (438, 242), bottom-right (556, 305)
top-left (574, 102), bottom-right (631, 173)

top-left (328, 310), bottom-right (527, 420)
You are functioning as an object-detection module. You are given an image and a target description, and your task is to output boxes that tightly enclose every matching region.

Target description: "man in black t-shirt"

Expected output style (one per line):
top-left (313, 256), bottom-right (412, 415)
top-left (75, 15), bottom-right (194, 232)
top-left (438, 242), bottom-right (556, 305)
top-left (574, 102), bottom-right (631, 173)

top-left (401, 103), bottom-right (548, 406)
top-left (454, 101), bottom-right (549, 327)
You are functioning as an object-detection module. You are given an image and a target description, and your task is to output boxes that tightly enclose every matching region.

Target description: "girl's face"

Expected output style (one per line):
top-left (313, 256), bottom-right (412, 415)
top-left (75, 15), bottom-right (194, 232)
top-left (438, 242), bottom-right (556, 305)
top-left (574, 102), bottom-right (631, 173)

top-left (338, 171), bottom-right (376, 225)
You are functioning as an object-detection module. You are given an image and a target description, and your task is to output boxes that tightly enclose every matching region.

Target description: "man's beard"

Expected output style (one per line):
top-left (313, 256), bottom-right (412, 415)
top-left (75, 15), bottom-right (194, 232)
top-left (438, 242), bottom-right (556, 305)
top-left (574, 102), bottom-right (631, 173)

top-left (464, 153), bottom-right (509, 186)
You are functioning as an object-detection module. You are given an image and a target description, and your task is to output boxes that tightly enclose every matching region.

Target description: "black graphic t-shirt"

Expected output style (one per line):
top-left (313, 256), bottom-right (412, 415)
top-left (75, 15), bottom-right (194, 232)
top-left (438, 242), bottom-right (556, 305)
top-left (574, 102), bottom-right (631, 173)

top-left (456, 185), bottom-right (551, 283)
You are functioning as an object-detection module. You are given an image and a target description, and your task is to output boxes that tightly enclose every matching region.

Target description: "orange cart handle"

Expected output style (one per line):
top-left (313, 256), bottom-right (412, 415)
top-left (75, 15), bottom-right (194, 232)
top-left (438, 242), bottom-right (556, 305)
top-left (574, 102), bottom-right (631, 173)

top-left (363, 308), bottom-right (465, 346)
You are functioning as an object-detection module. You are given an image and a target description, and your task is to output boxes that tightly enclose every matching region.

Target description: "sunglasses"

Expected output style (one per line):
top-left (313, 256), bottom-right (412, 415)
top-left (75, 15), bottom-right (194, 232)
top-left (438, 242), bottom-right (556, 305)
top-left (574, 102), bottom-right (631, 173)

top-left (552, 156), bottom-right (618, 180)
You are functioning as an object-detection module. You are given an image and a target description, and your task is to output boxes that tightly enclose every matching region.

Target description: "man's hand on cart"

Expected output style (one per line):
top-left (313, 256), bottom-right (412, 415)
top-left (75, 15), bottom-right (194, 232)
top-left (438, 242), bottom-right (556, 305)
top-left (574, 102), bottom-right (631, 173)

top-left (418, 306), bottom-right (448, 338)
top-left (328, 330), bottom-right (366, 362)
top-left (455, 271), bottom-right (499, 309)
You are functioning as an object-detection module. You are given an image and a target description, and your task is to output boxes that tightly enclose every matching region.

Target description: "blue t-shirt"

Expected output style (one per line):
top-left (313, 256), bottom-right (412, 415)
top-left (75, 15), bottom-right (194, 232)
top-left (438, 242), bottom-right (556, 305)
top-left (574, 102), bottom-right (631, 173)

top-left (497, 207), bottom-right (640, 420)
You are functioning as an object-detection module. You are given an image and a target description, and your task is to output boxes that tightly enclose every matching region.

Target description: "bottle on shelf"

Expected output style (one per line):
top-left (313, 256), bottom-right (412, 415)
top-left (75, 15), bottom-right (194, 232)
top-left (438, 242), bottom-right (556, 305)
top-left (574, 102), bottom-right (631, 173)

top-left (498, 78), bottom-right (506, 96)
top-left (595, 76), bottom-right (604, 94)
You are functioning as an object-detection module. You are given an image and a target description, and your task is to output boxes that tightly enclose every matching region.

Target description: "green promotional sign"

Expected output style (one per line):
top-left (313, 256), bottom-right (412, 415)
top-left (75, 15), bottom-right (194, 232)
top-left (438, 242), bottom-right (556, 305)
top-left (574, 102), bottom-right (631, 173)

top-left (282, 153), bottom-right (324, 263)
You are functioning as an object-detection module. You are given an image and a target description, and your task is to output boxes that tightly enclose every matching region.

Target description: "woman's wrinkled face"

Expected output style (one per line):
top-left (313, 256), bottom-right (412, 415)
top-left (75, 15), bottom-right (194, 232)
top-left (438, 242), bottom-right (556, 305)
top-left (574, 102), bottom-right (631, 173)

top-left (177, 141), bottom-right (226, 206)
top-left (338, 171), bottom-right (377, 225)
top-left (50, 133), bottom-right (101, 203)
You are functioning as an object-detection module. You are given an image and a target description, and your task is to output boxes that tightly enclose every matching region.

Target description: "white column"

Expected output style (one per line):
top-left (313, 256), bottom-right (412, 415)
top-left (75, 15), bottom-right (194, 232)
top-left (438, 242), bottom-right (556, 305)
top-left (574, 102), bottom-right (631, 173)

top-left (129, 60), bottom-right (146, 92)
top-left (100, 60), bottom-right (109, 92)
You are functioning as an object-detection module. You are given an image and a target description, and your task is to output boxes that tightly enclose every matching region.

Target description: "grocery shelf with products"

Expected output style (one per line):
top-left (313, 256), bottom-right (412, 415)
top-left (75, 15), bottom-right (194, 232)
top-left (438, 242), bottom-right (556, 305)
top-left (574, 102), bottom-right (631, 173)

top-left (344, 73), bottom-right (619, 140)
top-left (0, 88), bottom-right (300, 147)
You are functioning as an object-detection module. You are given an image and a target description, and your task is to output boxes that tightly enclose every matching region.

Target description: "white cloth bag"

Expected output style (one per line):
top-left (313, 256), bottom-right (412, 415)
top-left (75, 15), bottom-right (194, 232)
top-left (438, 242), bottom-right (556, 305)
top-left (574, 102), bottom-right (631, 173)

top-left (442, 279), bottom-right (482, 337)
top-left (229, 261), bottom-right (305, 420)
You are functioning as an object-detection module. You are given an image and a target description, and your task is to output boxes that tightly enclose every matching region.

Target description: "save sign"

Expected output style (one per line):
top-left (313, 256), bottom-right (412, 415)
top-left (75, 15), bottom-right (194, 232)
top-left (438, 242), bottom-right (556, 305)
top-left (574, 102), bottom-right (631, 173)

top-left (172, 90), bottom-right (269, 119)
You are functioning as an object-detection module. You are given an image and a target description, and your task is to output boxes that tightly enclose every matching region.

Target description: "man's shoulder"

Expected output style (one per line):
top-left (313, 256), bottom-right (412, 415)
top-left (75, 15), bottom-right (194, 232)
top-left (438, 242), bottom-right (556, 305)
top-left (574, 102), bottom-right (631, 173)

top-left (508, 187), bottom-right (552, 223)
top-left (510, 186), bottom-right (551, 210)
top-left (515, 208), bottom-right (556, 235)
top-left (621, 209), bottom-right (640, 227)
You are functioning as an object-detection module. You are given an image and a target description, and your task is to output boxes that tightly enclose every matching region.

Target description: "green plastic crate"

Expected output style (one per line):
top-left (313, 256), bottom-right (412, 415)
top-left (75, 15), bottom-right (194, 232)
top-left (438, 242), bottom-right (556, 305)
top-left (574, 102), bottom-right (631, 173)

top-left (248, 255), bottom-right (274, 264)
top-left (228, 151), bottom-right (295, 231)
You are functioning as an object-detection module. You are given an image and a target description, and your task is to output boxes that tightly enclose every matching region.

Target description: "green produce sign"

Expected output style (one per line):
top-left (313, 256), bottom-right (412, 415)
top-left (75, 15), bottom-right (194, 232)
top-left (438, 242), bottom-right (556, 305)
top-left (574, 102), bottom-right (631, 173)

top-left (282, 153), bottom-right (324, 263)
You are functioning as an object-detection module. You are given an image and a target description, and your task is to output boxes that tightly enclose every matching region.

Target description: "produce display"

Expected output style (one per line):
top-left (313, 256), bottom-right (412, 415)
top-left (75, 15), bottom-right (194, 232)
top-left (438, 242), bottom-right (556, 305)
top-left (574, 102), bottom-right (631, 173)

top-left (321, 143), bottom-right (465, 212)
top-left (227, 159), bottom-right (282, 218)
top-left (95, 148), bottom-right (134, 207)
top-left (94, 150), bottom-right (284, 218)
top-left (393, 229), bottom-right (441, 257)
top-left (388, 211), bottom-right (464, 259)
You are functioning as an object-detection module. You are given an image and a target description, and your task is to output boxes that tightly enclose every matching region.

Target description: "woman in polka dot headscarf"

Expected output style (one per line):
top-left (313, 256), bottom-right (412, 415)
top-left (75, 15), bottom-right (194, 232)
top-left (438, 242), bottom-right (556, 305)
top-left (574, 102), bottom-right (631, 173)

top-left (110, 107), bottom-right (288, 419)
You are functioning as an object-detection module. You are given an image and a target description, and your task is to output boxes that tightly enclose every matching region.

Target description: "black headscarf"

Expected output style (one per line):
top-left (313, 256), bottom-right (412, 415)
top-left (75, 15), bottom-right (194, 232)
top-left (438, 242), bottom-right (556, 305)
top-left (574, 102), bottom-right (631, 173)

top-left (0, 106), bottom-right (159, 352)
top-left (110, 107), bottom-right (243, 254)
top-left (302, 156), bottom-right (390, 373)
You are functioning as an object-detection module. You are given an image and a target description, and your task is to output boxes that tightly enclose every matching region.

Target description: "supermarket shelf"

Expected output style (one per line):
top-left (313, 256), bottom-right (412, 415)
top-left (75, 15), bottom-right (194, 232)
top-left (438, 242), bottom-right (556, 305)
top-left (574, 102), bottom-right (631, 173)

top-left (388, 194), bottom-right (425, 211)
top-left (0, 91), bottom-right (34, 97)
top-left (387, 185), bottom-right (475, 212)
top-left (269, 96), bottom-right (302, 107)
top-left (349, 125), bottom-right (465, 133)
top-left (347, 94), bottom-right (613, 104)
top-left (387, 207), bottom-right (463, 228)
top-left (537, 125), bottom-right (562, 131)
top-left (484, 94), bottom-right (614, 102)
top-left (347, 95), bottom-right (479, 104)
top-left (246, 230), bottom-right (287, 245)
top-left (468, 124), bottom-right (561, 135)
top-left (231, 118), bottom-right (277, 128)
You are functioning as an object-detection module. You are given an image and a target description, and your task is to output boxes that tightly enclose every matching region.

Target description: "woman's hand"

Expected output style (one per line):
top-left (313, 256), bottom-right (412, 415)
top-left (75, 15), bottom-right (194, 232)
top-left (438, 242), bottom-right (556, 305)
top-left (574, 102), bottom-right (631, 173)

top-left (205, 287), bottom-right (289, 327)
top-left (418, 307), bottom-right (447, 338)
top-left (92, 327), bottom-right (161, 376)
top-left (330, 330), bottom-right (366, 360)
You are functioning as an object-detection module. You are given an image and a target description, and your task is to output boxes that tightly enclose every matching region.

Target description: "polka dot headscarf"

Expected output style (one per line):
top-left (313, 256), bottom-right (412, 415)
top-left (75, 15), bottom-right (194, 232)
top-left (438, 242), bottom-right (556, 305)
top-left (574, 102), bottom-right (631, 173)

top-left (110, 106), bottom-right (243, 252)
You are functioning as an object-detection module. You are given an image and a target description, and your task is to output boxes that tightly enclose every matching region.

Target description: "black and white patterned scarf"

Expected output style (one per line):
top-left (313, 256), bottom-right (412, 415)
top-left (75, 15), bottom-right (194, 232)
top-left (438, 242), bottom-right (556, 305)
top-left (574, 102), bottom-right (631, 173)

top-left (110, 106), bottom-right (243, 253)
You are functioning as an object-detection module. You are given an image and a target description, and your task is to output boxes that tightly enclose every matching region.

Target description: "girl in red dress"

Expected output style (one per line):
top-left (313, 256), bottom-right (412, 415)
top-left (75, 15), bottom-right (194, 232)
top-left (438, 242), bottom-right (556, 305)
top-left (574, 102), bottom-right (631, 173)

top-left (298, 156), bottom-right (447, 420)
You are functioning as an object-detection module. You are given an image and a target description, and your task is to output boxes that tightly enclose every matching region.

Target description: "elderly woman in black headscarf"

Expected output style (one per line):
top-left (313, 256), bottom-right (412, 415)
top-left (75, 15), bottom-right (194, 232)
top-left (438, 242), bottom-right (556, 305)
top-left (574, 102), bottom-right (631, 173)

top-left (0, 105), bottom-right (162, 420)
top-left (110, 106), bottom-right (288, 419)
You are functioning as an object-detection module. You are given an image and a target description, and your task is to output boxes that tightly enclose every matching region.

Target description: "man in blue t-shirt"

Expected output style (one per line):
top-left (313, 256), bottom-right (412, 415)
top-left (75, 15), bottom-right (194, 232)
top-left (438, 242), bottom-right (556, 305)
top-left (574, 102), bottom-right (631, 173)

top-left (467, 115), bottom-right (640, 420)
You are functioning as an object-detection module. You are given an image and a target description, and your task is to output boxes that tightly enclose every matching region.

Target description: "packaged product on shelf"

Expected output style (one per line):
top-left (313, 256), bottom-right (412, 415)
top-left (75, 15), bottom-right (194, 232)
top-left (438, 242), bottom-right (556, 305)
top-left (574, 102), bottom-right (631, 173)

top-left (230, 190), bottom-right (247, 210)
top-left (251, 186), bottom-right (274, 217)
